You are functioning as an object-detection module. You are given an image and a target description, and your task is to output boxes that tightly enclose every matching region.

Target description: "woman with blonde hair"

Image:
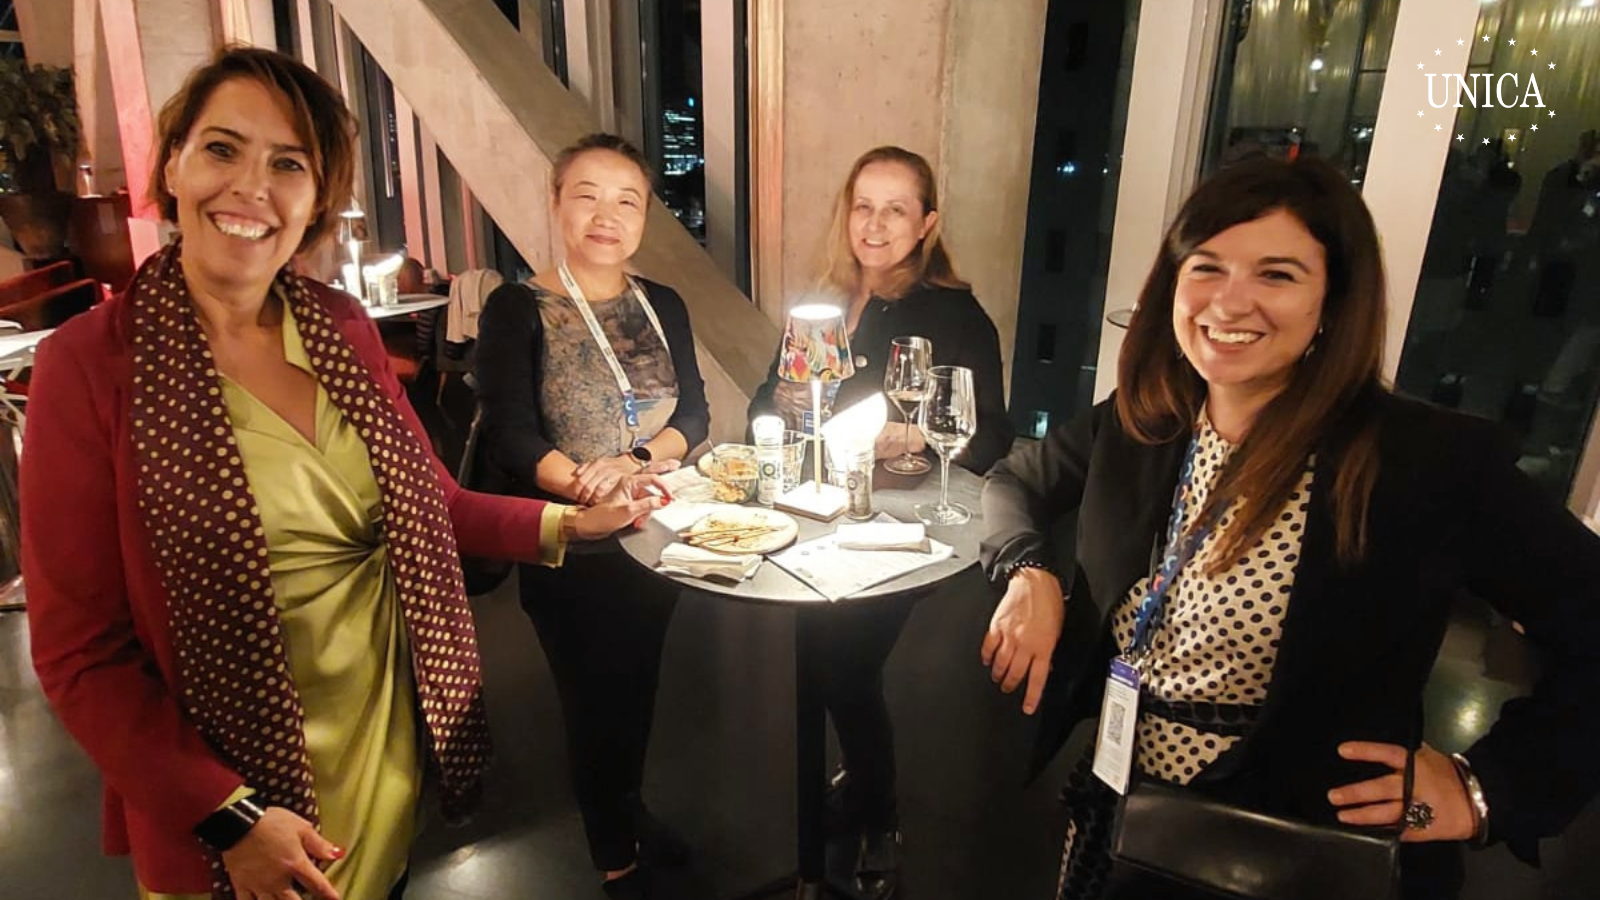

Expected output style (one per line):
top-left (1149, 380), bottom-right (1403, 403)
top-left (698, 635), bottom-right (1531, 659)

top-left (749, 145), bottom-right (1012, 900)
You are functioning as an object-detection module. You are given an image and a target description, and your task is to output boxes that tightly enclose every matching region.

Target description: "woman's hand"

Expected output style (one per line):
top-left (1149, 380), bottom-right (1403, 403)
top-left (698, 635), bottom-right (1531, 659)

top-left (572, 455), bottom-right (680, 505)
top-left (874, 422), bottom-right (926, 460)
top-left (981, 568), bottom-right (1065, 715)
top-left (220, 807), bottom-right (343, 900)
top-left (571, 474), bottom-right (671, 539)
top-left (1328, 742), bottom-right (1477, 842)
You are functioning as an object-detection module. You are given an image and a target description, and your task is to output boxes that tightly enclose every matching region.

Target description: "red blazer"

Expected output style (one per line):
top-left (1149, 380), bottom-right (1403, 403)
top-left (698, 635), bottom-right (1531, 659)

top-left (21, 281), bottom-right (549, 891)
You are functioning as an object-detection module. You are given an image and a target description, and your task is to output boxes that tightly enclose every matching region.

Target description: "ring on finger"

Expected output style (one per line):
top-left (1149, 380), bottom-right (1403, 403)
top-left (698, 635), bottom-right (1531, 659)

top-left (1403, 800), bottom-right (1434, 830)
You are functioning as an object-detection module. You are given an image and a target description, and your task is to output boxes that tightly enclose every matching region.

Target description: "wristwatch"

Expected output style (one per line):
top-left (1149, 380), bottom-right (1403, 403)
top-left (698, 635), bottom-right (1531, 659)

top-left (193, 795), bottom-right (266, 852)
top-left (630, 445), bottom-right (653, 469)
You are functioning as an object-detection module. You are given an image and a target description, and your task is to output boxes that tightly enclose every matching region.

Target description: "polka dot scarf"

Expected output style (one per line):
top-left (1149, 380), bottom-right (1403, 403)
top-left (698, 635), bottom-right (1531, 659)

top-left (129, 244), bottom-right (489, 896)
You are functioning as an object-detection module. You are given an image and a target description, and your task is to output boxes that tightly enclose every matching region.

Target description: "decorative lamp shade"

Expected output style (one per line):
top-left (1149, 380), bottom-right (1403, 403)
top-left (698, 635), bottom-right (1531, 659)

top-left (778, 304), bottom-right (855, 383)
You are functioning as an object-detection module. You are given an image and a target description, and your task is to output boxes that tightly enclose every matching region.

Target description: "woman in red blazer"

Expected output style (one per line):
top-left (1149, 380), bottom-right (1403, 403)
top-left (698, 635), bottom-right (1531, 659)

top-left (21, 48), bottom-right (665, 900)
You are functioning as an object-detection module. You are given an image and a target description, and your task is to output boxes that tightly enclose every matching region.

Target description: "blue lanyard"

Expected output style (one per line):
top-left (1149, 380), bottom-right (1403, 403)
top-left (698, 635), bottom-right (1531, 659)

top-left (1127, 435), bottom-right (1221, 659)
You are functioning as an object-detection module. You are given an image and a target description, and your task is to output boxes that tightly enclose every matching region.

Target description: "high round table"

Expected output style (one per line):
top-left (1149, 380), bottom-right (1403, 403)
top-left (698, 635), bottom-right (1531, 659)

top-left (617, 463), bottom-right (984, 899)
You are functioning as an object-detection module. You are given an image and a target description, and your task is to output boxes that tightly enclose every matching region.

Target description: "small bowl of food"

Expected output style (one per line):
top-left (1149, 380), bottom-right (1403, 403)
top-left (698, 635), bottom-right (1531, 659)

top-left (707, 444), bottom-right (758, 503)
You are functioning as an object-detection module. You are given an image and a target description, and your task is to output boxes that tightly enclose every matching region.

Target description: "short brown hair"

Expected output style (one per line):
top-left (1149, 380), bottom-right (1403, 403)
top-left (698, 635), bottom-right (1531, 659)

top-left (551, 132), bottom-right (654, 194)
top-left (149, 46), bottom-right (356, 252)
top-left (1116, 156), bottom-right (1387, 570)
top-left (819, 146), bottom-right (967, 300)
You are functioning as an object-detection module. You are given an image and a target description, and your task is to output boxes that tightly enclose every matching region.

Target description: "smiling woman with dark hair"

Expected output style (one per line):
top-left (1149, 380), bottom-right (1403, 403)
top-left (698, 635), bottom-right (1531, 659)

top-left (21, 48), bottom-right (664, 900)
top-left (980, 156), bottom-right (1600, 899)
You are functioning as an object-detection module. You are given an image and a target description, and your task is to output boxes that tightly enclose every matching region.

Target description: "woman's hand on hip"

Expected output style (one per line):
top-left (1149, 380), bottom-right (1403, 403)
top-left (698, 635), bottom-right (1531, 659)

top-left (220, 806), bottom-right (343, 900)
top-left (981, 568), bottom-right (1065, 716)
top-left (1328, 741), bottom-right (1477, 842)
top-left (572, 474), bottom-right (671, 538)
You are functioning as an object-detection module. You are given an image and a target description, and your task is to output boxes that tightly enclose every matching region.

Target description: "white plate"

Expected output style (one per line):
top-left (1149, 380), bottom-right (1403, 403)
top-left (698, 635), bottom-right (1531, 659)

top-left (681, 507), bottom-right (799, 555)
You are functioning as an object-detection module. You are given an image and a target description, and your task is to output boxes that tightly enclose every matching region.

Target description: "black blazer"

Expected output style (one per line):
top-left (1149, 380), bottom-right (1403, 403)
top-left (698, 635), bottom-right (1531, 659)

top-left (981, 390), bottom-right (1600, 878)
top-left (748, 284), bottom-right (1013, 474)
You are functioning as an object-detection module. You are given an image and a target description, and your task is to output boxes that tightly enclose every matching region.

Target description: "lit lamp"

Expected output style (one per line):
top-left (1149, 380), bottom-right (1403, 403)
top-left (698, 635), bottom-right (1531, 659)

top-left (774, 303), bottom-right (855, 519)
top-left (336, 201), bottom-right (367, 304)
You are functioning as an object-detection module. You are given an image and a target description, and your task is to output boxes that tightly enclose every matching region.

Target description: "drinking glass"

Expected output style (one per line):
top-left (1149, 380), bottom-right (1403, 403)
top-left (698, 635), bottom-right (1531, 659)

top-left (914, 365), bottom-right (975, 525)
top-left (883, 336), bottom-right (933, 475)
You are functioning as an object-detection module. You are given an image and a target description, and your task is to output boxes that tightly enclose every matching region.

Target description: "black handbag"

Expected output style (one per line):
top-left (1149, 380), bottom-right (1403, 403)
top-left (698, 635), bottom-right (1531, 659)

top-left (456, 403), bottom-right (514, 596)
top-left (1105, 755), bottom-right (1410, 900)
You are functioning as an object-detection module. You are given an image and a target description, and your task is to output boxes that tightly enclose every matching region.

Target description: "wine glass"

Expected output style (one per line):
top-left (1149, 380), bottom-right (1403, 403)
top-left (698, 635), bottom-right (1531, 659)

top-left (914, 365), bottom-right (976, 525)
top-left (883, 336), bottom-right (933, 475)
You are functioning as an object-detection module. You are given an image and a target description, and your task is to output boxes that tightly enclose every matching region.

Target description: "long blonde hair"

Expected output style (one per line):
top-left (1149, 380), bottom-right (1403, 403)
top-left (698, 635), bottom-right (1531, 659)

top-left (819, 146), bottom-right (968, 299)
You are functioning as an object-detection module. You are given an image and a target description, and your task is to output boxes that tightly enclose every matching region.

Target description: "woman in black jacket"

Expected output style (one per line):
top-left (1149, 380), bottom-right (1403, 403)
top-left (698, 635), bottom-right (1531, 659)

top-left (979, 155), bottom-right (1600, 899)
top-left (475, 134), bottom-right (708, 900)
top-left (749, 146), bottom-right (1013, 900)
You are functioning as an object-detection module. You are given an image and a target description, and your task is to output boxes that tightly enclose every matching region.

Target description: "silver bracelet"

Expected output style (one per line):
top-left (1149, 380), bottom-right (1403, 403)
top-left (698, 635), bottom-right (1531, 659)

top-left (1450, 752), bottom-right (1491, 846)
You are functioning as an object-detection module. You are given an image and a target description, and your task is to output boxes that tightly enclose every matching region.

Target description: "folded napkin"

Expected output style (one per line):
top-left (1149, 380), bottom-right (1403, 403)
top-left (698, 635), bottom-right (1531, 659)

top-left (834, 522), bottom-right (930, 552)
top-left (657, 542), bottom-right (763, 582)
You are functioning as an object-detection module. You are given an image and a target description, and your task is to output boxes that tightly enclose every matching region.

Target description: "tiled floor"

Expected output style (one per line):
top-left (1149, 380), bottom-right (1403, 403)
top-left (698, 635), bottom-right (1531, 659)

top-left (2, 569), bottom-right (1596, 899)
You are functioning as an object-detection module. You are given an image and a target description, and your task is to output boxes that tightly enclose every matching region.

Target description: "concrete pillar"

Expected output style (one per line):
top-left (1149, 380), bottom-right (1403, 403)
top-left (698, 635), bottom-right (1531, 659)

top-left (99, 0), bottom-right (220, 219)
top-left (939, 0), bottom-right (1048, 399)
top-left (75, 0), bottom-right (128, 194)
top-left (14, 0), bottom-right (74, 67)
top-left (700, 0), bottom-right (738, 281)
top-left (326, 0), bottom-right (776, 442)
top-left (777, 0), bottom-right (951, 311)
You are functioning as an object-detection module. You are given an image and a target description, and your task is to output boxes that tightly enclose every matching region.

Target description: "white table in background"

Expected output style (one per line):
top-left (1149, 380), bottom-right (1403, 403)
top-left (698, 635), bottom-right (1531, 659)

top-left (366, 294), bottom-right (449, 320)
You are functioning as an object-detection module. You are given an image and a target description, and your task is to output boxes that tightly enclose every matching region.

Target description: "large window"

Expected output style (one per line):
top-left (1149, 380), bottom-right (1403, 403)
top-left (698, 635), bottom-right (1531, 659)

top-left (1203, 0), bottom-right (1401, 183)
top-left (1009, 0), bottom-right (1142, 436)
top-left (1394, 0), bottom-right (1600, 499)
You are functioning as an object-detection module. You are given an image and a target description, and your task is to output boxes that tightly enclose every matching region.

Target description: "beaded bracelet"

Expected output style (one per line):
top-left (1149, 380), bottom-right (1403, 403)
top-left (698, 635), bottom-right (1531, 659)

top-left (1004, 558), bottom-right (1061, 584)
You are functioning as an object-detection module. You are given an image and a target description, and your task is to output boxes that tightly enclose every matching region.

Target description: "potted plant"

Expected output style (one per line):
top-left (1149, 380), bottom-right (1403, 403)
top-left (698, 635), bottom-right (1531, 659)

top-left (0, 58), bottom-right (82, 260)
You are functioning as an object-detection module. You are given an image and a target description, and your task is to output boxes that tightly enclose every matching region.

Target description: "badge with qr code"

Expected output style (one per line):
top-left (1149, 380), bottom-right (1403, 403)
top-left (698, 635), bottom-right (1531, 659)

top-left (1092, 657), bottom-right (1141, 794)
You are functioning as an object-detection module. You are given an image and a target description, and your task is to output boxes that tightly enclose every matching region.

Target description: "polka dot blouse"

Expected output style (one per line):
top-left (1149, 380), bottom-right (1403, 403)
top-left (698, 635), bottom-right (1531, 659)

top-left (1111, 412), bottom-right (1312, 785)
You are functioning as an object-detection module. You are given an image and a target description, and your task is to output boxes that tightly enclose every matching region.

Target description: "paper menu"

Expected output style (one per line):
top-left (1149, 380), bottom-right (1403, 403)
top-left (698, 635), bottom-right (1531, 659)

top-left (767, 533), bottom-right (954, 601)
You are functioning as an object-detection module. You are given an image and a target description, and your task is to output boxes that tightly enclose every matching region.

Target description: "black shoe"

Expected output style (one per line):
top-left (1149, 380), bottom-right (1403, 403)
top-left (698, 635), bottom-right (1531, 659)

top-left (853, 830), bottom-right (902, 900)
top-left (634, 803), bottom-right (691, 868)
top-left (601, 866), bottom-right (653, 900)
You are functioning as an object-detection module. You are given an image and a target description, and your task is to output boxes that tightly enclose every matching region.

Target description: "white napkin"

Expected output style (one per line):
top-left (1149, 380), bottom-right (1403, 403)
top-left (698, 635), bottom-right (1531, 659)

top-left (657, 542), bottom-right (763, 582)
top-left (834, 522), bottom-right (930, 552)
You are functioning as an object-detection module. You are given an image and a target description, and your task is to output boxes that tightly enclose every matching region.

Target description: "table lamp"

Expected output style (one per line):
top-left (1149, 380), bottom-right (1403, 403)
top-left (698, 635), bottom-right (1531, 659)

top-left (775, 302), bottom-right (855, 519)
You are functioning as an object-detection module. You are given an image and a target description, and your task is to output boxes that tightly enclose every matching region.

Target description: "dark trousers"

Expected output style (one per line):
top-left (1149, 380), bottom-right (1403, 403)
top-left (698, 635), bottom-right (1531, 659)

top-left (519, 550), bottom-right (680, 871)
top-left (814, 592), bottom-right (920, 831)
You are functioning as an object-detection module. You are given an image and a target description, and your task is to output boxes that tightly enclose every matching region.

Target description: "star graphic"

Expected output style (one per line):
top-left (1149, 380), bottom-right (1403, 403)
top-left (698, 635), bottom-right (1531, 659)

top-left (1550, 110), bottom-right (1557, 118)
top-left (1509, 133), bottom-right (1518, 141)
top-left (1417, 110), bottom-right (1425, 117)
top-left (1549, 62), bottom-right (1556, 69)
top-left (1532, 124), bottom-right (1539, 132)
top-left (1457, 38), bottom-right (1464, 46)
top-left (1434, 124), bottom-right (1442, 132)
top-left (1456, 134), bottom-right (1465, 141)
top-left (1509, 39), bottom-right (1516, 45)
top-left (1531, 49), bottom-right (1538, 56)
top-left (1434, 48), bottom-right (1442, 56)
top-left (1483, 138), bottom-right (1490, 145)
top-left (1482, 35), bottom-right (1490, 42)
top-left (1417, 62), bottom-right (1425, 69)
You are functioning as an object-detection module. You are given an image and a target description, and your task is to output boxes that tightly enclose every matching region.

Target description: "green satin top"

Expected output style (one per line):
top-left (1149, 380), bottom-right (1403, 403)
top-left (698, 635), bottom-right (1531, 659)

top-left (143, 305), bottom-right (420, 900)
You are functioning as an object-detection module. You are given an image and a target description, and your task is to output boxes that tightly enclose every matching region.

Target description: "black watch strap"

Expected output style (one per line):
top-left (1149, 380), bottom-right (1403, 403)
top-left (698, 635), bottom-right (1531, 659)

top-left (194, 796), bottom-right (266, 852)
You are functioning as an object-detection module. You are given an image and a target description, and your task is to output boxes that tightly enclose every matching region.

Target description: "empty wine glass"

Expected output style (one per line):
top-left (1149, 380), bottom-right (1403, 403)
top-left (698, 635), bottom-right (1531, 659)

top-left (883, 336), bottom-right (932, 475)
top-left (915, 365), bottom-right (976, 525)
